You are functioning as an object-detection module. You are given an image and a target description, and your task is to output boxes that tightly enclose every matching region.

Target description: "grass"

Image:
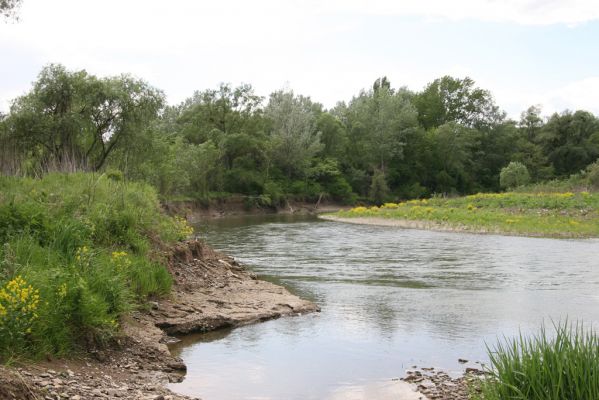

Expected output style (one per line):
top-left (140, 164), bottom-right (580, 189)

top-left (332, 191), bottom-right (599, 237)
top-left (0, 173), bottom-right (193, 359)
top-left (476, 322), bottom-right (599, 400)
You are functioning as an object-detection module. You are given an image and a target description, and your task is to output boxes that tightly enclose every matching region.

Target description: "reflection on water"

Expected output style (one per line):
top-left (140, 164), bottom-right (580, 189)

top-left (169, 214), bottom-right (599, 400)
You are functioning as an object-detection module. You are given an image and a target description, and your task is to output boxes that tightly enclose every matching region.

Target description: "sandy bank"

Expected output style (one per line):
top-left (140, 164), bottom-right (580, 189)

top-left (320, 215), bottom-right (487, 234)
top-left (319, 215), bottom-right (590, 239)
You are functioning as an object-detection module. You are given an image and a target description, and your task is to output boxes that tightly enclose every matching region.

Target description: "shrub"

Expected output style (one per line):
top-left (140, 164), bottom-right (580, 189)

top-left (500, 162), bottom-right (531, 189)
top-left (0, 173), bottom-right (180, 358)
top-left (369, 170), bottom-right (390, 205)
top-left (586, 160), bottom-right (599, 190)
top-left (476, 321), bottom-right (599, 400)
top-left (326, 176), bottom-right (356, 204)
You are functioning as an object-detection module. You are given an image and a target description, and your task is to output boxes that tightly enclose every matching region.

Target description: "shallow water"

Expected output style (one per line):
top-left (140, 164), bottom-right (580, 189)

top-left (169, 214), bottom-right (599, 400)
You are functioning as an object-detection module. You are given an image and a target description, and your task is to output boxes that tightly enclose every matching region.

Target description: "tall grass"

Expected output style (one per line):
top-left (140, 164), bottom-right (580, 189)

top-left (0, 173), bottom-right (192, 359)
top-left (477, 322), bottom-right (599, 400)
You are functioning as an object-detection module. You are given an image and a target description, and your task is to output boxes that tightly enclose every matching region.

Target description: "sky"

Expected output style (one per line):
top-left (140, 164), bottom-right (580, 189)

top-left (2, 0), bottom-right (599, 118)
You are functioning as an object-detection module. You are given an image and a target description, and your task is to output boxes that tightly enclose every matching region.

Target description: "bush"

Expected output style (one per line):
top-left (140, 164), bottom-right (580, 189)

top-left (477, 321), bottom-right (599, 400)
top-left (500, 162), bottom-right (531, 189)
top-left (369, 170), bottom-right (390, 204)
top-left (586, 160), bottom-right (599, 190)
top-left (325, 176), bottom-right (356, 204)
top-left (0, 173), bottom-right (179, 358)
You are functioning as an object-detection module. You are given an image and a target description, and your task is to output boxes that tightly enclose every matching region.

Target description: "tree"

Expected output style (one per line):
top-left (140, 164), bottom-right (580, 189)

top-left (414, 76), bottom-right (504, 130)
top-left (369, 169), bottom-right (390, 204)
top-left (519, 105), bottom-right (543, 141)
top-left (586, 160), bottom-right (599, 190)
top-left (176, 83), bottom-right (263, 144)
top-left (1, 0), bottom-right (21, 19)
top-left (316, 113), bottom-right (347, 158)
top-left (427, 122), bottom-right (480, 193)
top-left (6, 64), bottom-right (164, 172)
top-left (343, 80), bottom-right (418, 174)
top-left (538, 110), bottom-right (599, 177)
top-left (500, 162), bottom-right (530, 189)
top-left (265, 90), bottom-right (323, 177)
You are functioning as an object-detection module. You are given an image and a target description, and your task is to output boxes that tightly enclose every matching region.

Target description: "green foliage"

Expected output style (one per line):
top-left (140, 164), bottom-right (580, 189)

top-left (500, 161), bottom-right (531, 189)
top-left (538, 110), bottom-right (599, 178)
top-left (414, 76), bottom-right (504, 130)
top-left (3, 64), bottom-right (164, 173)
top-left (476, 322), bottom-right (599, 400)
top-left (265, 90), bottom-right (323, 178)
top-left (4, 65), bottom-right (599, 208)
top-left (586, 160), bottom-right (599, 190)
top-left (369, 170), bottom-right (390, 205)
top-left (0, 173), bottom-right (181, 358)
top-left (335, 191), bottom-right (599, 238)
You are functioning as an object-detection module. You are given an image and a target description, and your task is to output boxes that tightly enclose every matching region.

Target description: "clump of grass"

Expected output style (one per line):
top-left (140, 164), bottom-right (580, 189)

top-left (0, 173), bottom-right (190, 358)
top-left (476, 322), bottom-right (599, 400)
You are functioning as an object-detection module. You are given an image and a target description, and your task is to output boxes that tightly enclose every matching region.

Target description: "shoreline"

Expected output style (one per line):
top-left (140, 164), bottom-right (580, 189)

top-left (163, 199), bottom-right (348, 221)
top-left (319, 215), bottom-right (593, 239)
top-left (0, 240), bottom-right (320, 400)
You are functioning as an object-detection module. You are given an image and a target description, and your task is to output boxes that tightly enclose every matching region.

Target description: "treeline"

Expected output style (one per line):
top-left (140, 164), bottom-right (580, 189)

top-left (2, 64), bottom-right (599, 206)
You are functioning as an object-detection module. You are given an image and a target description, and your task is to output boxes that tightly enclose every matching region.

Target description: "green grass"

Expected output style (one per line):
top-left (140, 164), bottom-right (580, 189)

top-left (332, 191), bottom-right (599, 237)
top-left (476, 322), bottom-right (599, 400)
top-left (0, 173), bottom-right (192, 359)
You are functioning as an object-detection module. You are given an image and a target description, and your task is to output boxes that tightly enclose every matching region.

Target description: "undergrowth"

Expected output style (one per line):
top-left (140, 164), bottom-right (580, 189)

top-left (0, 173), bottom-right (193, 359)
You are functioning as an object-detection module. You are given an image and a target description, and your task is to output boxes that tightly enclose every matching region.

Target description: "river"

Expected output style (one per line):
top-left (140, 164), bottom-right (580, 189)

top-left (169, 214), bottom-right (599, 400)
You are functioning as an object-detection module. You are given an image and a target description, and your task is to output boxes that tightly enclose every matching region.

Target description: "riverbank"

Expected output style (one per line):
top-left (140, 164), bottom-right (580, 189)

top-left (326, 191), bottom-right (599, 238)
top-left (163, 197), bottom-right (346, 220)
top-left (0, 239), bottom-right (319, 399)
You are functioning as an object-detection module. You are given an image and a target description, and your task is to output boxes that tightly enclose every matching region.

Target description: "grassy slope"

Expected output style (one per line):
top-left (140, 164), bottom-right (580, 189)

top-left (0, 173), bottom-right (191, 358)
top-left (333, 191), bottom-right (599, 238)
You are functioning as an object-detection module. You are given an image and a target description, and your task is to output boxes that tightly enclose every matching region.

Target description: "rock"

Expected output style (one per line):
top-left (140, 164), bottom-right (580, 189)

top-left (458, 358), bottom-right (468, 364)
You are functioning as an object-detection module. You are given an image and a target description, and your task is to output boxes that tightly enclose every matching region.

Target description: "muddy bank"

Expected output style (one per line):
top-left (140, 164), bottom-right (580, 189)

top-left (0, 240), bottom-right (319, 400)
top-left (164, 197), bottom-right (346, 220)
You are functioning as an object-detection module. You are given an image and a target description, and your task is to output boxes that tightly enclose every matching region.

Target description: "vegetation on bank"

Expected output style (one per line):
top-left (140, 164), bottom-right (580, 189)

top-left (333, 190), bottom-right (599, 237)
top-left (2, 65), bottom-right (599, 207)
top-left (476, 322), bottom-right (599, 400)
top-left (0, 173), bottom-right (191, 359)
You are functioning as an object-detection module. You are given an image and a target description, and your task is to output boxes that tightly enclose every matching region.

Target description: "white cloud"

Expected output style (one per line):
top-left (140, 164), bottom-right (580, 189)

top-left (491, 77), bottom-right (599, 119)
top-left (546, 77), bottom-right (599, 114)
top-left (1, 0), bottom-right (599, 117)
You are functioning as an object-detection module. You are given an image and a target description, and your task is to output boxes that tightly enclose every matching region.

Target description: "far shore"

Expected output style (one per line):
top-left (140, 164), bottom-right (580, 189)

top-left (319, 215), bottom-right (590, 239)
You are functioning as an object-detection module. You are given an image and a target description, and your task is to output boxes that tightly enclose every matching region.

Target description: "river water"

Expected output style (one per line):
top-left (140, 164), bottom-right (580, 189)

top-left (169, 214), bottom-right (599, 400)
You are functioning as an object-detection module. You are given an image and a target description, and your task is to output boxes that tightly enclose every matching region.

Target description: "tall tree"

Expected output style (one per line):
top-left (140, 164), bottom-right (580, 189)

top-left (414, 76), bottom-right (504, 130)
top-left (538, 110), bottom-right (599, 177)
top-left (265, 90), bottom-right (323, 178)
top-left (343, 81), bottom-right (418, 174)
top-left (6, 64), bottom-right (164, 172)
top-left (177, 83), bottom-right (263, 144)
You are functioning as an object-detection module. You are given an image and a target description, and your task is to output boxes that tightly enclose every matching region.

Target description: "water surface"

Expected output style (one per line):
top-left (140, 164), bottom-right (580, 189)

top-left (169, 214), bottom-right (599, 400)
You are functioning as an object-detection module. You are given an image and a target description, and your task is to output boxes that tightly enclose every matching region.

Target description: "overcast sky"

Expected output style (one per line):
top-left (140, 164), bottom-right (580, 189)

top-left (2, 0), bottom-right (599, 118)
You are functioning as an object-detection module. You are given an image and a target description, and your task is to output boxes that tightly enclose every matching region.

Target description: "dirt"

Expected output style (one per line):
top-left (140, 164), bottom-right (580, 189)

top-left (0, 239), bottom-right (319, 400)
top-left (164, 197), bottom-right (346, 220)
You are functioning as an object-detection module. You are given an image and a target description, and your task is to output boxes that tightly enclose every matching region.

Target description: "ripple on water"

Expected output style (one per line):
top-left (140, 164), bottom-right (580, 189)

top-left (169, 214), bottom-right (599, 400)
